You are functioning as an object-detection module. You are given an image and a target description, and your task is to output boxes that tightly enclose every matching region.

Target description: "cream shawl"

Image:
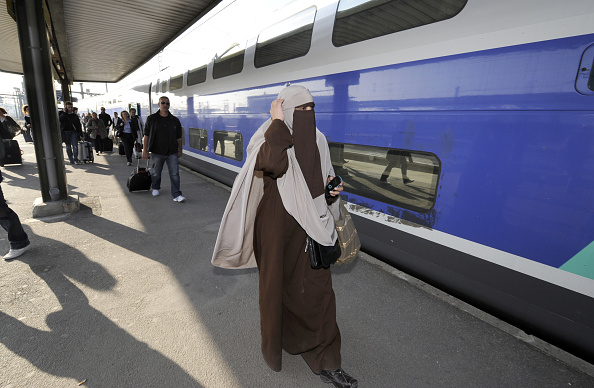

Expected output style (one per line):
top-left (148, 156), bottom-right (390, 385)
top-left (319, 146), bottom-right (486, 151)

top-left (211, 85), bottom-right (338, 269)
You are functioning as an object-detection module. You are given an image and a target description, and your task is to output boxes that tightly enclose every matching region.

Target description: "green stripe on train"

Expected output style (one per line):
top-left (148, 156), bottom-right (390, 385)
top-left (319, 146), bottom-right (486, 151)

top-left (560, 241), bottom-right (594, 280)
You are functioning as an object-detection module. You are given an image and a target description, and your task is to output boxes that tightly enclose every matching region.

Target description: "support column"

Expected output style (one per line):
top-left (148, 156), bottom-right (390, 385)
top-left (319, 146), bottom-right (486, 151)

top-left (61, 77), bottom-right (72, 103)
top-left (12, 0), bottom-right (69, 203)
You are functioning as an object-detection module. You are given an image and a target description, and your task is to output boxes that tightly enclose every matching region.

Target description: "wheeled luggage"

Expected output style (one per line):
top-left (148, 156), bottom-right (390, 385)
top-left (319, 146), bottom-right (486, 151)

top-left (127, 158), bottom-right (151, 192)
top-left (1, 140), bottom-right (22, 166)
top-left (103, 138), bottom-right (114, 152)
top-left (77, 141), bottom-right (94, 163)
top-left (119, 143), bottom-right (125, 155)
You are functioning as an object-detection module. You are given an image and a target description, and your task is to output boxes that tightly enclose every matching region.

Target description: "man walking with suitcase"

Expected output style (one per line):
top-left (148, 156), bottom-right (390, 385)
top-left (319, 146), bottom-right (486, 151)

top-left (142, 96), bottom-right (185, 203)
top-left (59, 101), bottom-right (83, 165)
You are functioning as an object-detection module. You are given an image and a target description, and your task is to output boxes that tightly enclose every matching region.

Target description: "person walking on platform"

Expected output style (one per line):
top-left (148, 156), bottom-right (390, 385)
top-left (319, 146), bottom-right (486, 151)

top-left (112, 111), bottom-right (119, 144)
top-left (21, 105), bottom-right (33, 143)
top-left (99, 107), bottom-right (112, 132)
top-left (142, 96), bottom-right (185, 202)
top-left (212, 85), bottom-right (358, 388)
top-left (87, 112), bottom-right (107, 155)
top-left (116, 110), bottom-right (139, 166)
top-left (0, 108), bottom-right (21, 141)
top-left (83, 112), bottom-right (91, 132)
top-left (0, 169), bottom-right (30, 261)
top-left (59, 101), bottom-right (83, 165)
top-left (129, 108), bottom-right (144, 138)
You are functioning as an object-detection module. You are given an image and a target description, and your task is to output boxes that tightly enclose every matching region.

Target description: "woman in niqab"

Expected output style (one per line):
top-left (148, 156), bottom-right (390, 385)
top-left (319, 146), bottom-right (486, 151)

top-left (212, 85), bottom-right (358, 388)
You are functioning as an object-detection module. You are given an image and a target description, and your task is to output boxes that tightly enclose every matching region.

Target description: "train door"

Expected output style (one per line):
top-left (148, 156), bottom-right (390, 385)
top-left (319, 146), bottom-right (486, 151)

top-left (576, 43), bottom-right (594, 95)
top-left (148, 83), bottom-right (153, 115)
top-left (128, 102), bottom-right (141, 117)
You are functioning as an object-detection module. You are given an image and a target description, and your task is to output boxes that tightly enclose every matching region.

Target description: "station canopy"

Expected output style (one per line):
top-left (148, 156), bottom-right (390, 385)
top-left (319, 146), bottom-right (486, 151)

top-left (0, 0), bottom-right (221, 82)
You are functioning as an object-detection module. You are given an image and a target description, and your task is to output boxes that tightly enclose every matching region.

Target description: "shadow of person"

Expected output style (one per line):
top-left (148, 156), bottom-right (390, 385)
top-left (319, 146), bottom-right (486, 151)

top-left (0, 227), bottom-right (202, 387)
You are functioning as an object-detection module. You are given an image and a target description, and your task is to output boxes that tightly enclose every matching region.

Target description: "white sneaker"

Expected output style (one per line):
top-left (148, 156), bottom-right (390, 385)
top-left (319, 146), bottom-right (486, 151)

top-left (173, 195), bottom-right (186, 203)
top-left (4, 243), bottom-right (31, 261)
top-left (152, 190), bottom-right (159, 197)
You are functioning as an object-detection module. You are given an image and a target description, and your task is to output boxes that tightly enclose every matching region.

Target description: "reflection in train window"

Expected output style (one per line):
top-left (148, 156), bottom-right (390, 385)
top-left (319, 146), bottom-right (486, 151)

top-left (213, 44), bottom-right (245, 79)
top-left (329, 143), bottom-right (440, 212)
top-left (255, 7), bottom-right (316, 68)
top-left (332, 0), bottom-right (468, 47)
top-left (189, 128), bottom-right (208, 151)
top-left (187, 65), bottom-right (207, 86)
top-left (213, 130), bottom-right (243, 161)
top-left (169, 74), bottom-right (183, 91)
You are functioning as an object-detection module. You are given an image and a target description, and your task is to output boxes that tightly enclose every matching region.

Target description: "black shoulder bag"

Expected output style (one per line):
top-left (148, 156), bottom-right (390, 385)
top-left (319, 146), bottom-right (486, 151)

top-left (306, 236), bottom-right (341, 269)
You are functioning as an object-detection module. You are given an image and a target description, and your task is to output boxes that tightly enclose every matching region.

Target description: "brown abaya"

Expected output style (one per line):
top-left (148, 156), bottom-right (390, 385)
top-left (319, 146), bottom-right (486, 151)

top-left (253, 117), bottom-right (342, 374)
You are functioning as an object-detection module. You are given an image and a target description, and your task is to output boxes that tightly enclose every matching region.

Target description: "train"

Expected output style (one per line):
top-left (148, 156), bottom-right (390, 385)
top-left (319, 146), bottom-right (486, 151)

top-left (78, 0), bottom-right (594, 362)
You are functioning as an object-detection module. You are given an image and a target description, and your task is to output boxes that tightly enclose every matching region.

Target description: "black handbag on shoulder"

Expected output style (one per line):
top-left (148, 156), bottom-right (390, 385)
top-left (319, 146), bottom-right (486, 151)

top-left (306, 235), bottom-right (341, 269)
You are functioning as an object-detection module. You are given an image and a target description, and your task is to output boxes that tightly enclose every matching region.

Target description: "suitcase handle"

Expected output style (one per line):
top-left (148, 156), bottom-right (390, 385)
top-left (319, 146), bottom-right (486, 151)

top-left (136, 157), bottom-right (150, 170)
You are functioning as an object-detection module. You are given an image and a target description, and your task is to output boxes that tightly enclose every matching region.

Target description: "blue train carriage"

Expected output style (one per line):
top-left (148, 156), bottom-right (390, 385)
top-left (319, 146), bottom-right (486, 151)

top-left (89, 0), bottom-right (594, 361)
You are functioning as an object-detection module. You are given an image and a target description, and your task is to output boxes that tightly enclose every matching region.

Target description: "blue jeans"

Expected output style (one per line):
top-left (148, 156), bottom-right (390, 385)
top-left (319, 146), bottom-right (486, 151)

top-left (0, 184), bottom-right (29, 250)
top-left (63, 131), bottom-right (79, 163)
top-left (150, 153), bottom-right (181, 198)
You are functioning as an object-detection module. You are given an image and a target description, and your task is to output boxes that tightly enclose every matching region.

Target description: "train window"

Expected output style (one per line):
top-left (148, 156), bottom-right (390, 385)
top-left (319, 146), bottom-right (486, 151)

top-left (169, 74), bottom-right (183, 91)
top-left (332, 0), bottom-right (468, 47)
top-left (161, 81), bottom-right (167, 93)
top-left (213, 130), bottom-right (243, 161)
top-left (255, 7), bottom-right (316, 68)
top-left (187, 65), bottom-right (207, 86)
top-left (189, 128), bottom-right (208, 151)
top-left (329, 143), bottom-right (441, 212)
top-left (213, 43), bottom-right (245, 79)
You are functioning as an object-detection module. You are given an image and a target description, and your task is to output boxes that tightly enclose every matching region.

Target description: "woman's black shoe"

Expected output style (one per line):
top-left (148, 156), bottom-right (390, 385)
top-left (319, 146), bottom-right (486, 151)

top-left (320, 368), bottom-right (358, 388)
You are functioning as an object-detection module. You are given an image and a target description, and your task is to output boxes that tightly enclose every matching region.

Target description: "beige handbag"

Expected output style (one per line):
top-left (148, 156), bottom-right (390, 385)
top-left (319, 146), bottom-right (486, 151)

top-left (333, 198), bottom-right (360, 264)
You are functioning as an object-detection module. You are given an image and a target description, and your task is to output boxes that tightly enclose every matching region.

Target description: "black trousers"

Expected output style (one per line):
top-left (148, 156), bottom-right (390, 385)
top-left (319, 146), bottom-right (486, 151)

top-left (120, 133), bottom-right (134, 163)
top-left (0, 184), bottom-right (29, 250)
top-left (94, 134), bottom-right (103, 153)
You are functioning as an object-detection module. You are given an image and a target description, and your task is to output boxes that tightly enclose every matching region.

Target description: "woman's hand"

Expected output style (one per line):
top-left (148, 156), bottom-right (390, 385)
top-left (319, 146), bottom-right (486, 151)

top-left (270, 99), bottom-right (284, 121)
top-left (327, 175), bottom-right (343, 197)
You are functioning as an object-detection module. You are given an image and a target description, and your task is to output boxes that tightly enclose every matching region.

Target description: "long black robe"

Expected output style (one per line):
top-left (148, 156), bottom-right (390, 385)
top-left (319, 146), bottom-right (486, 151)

top-left (253, 119), bottom-right (341, 374)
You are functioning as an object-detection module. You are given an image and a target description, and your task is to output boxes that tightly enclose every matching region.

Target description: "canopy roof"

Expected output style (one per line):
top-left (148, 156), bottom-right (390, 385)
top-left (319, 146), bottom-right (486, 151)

top-left (0, 0), bottom-right (221, 82)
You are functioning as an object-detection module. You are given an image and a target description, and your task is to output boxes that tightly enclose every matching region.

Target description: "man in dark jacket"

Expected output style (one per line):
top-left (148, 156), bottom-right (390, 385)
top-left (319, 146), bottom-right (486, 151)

top-left (142, 96), bottom-right (185, 202)
top-left (99, 107), bottom-right (112, 132)
top-left (59, 101), bottom-right (83, 165)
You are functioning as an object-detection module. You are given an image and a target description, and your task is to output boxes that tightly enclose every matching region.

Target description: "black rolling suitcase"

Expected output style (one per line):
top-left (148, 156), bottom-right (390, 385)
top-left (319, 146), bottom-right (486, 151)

top-left (2, 140), bottom-right (22, 166)
top-left (127, 159), bottom-right (152, 192)
top-left (103, 138), bottom-right (114, 152)
top-left (119, 143), bottom-right (125, 155)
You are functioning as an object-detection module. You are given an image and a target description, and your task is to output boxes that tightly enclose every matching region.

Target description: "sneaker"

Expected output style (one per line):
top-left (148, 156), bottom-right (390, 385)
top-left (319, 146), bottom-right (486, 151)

top-left (403, 178), bottom-right (414, 184)
top-left (4, 243), bottom-right (31, 261)
top-left (320, 369), bottom-right (358, 388)
top-left (127, 162), bottom-right (132, 166)
top-left (173, 195), bottom-right (186, 203)
top-left (152, 189), bottom-right (159, 197)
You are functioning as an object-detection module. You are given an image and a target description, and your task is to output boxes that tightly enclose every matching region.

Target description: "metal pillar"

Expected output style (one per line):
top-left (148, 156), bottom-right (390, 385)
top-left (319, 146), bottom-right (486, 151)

top-left (61, 77), bottom-right (72, 103)
top-left (12, 0), bottom-right (67, 201)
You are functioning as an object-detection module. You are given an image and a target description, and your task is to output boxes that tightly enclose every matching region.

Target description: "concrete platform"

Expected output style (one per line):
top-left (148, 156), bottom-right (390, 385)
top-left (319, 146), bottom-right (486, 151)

top-left (1, 138), bottom-right (593, 387)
